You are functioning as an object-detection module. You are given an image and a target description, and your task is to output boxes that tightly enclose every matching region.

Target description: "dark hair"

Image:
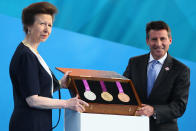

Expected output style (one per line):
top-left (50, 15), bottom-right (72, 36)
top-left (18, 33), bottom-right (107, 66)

top-left (146, 21), bottom-right (171, 39)
top-left (22, 2), bottom-right (58, 34)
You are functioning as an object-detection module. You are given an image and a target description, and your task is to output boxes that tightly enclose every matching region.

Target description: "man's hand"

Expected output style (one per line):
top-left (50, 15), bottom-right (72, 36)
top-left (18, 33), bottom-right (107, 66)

top-left (136, 104), bottom-right (154, 117)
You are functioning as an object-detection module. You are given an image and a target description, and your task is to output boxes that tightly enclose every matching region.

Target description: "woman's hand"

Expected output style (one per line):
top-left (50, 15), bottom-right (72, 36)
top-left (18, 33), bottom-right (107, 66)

top-left (65, 95), bottom-right (89, 112)
top-left (59, 71), bottom-right (72, 88)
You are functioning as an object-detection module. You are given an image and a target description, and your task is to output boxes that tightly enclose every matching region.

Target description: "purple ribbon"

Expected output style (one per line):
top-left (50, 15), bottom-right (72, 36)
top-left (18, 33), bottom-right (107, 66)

top-left (82, 80), bottom-right (90, 91)
top-left (100, 80), bottom-right (107, 92)
top-left (116, 81), bottom-right (124, 93)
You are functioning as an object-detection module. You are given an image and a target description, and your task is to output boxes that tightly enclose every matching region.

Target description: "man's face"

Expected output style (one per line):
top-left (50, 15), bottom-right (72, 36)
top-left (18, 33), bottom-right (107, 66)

top-left (146, 29), bottom-right (172, 60)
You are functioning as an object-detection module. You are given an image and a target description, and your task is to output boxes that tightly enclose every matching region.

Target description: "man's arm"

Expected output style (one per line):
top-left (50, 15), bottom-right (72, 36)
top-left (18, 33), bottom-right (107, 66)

top-left (154, 67), bottom-right (190, 123)
top-left (137, 66), bottom-right (190, 123)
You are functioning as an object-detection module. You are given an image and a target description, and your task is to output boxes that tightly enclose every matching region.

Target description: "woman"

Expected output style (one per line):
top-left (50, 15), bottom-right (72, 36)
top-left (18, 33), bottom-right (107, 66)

top-left (9, 2), bottom-right (88, 131)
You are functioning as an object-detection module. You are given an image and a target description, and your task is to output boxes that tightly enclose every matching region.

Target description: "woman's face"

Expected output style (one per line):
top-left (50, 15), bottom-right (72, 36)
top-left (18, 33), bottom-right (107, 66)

top-left (28, 14), bottom-right (53, 43)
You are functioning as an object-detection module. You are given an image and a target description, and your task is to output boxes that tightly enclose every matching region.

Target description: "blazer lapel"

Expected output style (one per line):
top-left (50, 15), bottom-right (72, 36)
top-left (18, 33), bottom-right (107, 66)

top-left (138, 54), bottom-right (149, 100)
top-left (151, 54), bottom-right (173, 94)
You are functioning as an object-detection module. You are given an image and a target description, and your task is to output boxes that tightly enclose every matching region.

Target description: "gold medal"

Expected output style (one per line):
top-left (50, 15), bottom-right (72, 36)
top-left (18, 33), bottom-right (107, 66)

top-left (101, 92), bottom-right (113, 102)
top-left (118, 93), bottom-right (130, 102)
top-left (100, 81), bottom-right (113, 102)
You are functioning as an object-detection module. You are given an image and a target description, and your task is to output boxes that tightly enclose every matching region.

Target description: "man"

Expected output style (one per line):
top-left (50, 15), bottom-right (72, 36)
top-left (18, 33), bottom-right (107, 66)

top-left (123, 21), bottom-right (190, 131)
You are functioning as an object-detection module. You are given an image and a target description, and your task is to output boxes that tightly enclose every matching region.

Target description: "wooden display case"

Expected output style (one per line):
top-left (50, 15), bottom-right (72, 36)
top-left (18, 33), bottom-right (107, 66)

top-left (56, 67), bottom-right (141, 116)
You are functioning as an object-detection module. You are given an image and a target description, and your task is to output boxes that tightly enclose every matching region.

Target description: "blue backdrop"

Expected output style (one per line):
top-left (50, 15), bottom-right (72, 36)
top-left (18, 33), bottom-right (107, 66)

top-left (0, 0), bottom-right (196, 131)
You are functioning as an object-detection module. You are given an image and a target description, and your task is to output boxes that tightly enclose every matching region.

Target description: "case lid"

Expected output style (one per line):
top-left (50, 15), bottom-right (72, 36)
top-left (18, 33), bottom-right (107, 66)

top-left (56, 67), bottom-right (129, 82)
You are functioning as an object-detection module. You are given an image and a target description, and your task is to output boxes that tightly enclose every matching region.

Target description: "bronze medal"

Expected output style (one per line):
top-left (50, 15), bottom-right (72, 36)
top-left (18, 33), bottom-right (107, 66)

top-left (116, 81), bottom-right (130, 102)
top-left (118, 93), bottom-right (130, 102)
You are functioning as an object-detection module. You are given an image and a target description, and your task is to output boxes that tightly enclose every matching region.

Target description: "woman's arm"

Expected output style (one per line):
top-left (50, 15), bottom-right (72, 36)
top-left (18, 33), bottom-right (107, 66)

top-left (26, 95), bottom-right (88, 112)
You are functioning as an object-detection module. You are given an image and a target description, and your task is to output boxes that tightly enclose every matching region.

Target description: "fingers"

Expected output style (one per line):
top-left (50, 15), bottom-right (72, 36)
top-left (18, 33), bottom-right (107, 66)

top-left (141, 104), bottom-right (147, 106)
top-left (135, 110), bottom-right (142, 116)
top-left (75, 94), bottom-right (79, 99)
top-left (136, 104), bottom-right (154, 117)
top-left (68, 96), bottom-right (89, 113)
top-left (74, 99), bottom-right (88, 112)
top-left (62, 71), bottom-right (72, 81)
top-left (60, 71), bottom-right (72, 88)
top-left (78, 99), bottom-right (89, 107)
top-left (140, 104), bottom-right (150, 111)
top-left (73, 101), bottom-right (85, 112)
top-left (74, 95), bottom-right (89, 107)
top-left (64, 71), bottom-right (72, 77)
